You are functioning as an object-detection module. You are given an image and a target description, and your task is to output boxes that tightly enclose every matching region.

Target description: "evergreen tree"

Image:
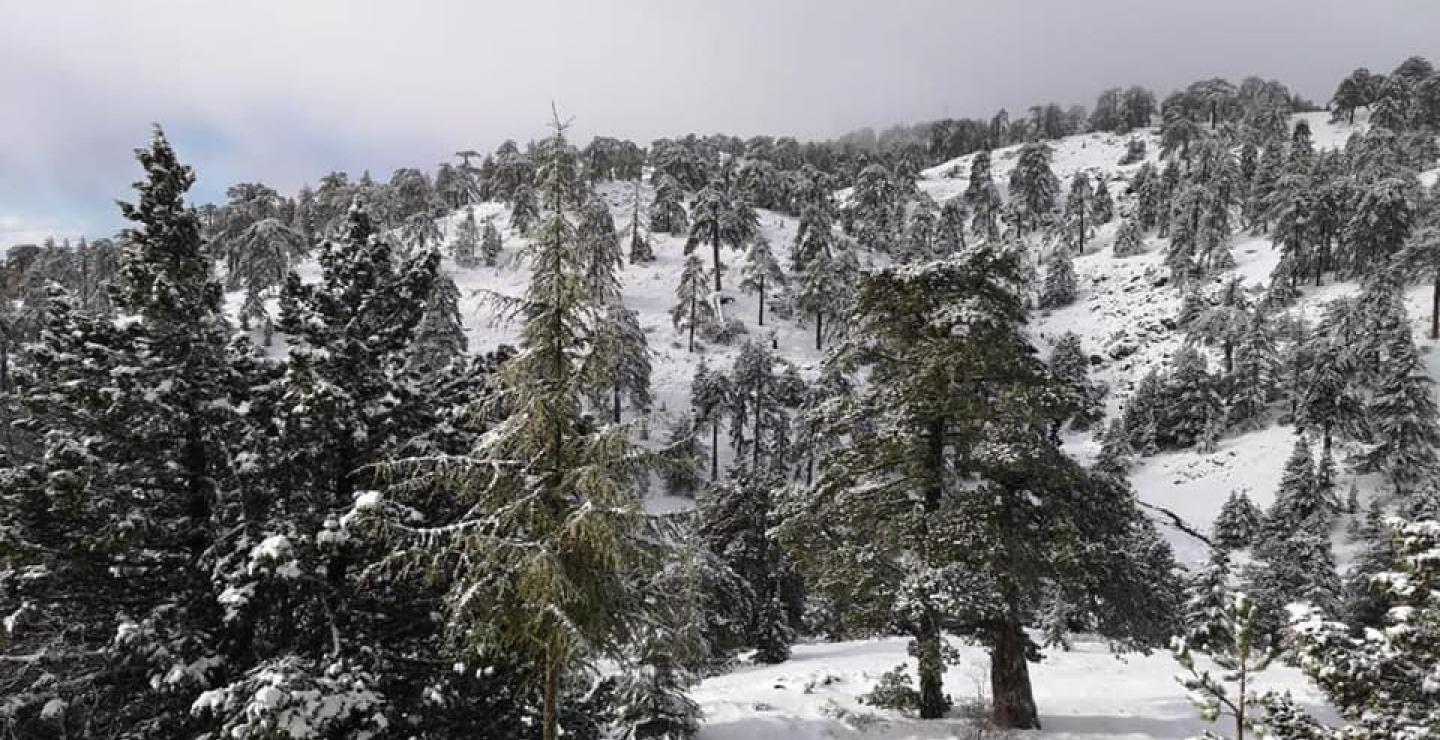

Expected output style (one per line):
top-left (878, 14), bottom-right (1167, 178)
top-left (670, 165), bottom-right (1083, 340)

top-left (1172, 592), bottom-right (1277, 740)
top-left (698, 465), bottom-right (794, 663)
top-left (671, 254), bottom-right (715, 353)
top-left (964, 150), bottom-right (1003, 241)
top-left (595, 303), bottom-right (652, 423)
top-left (1157, 346), bottom-right (1223, 451)
top-left (1226, 309), bottom-right (1279, 431)
top-left (1260, 436), bottom-right (1333, 539)
top-left (725, 339), bottom-right (795, 469)
top-left (1064, 171), bottom-right (1093, 252)
top-left (1092, 176), bottom-right (1114, 225)
top-left (1279, 518), bottom-right (1440, 740)
top-left (794, 230), bottom-right (854, 351)
top-left (1213, 490), bottom-right (1264, 550)
top-left (937, 197), bottom-right (969, 253)
top-left (578, 195), bottom-right (625, 303)
top-left (1038, 248), bottom-right (1078, 309)
top-left (691, 357), bottom-right (731, 482)
top-left (738, 234), bottom-right (785, 326)
top-left (481, 216), bottom-right (504, 267)
top-left (453, 206), bottom-right (482, 268)
top-left (1049, 331), bottom-right (1101, 430)
top-left (849, 163), bottom-right (903, 254)
top-left (1343, 176), bottom-right (1417, 272)
top-left (1008, 142), bottom-right (1060, 235)
top-left (628, 180), bottom-right (655, 263)
top-left (686, 181), bottom-right (757, 292)
top-left (409, 272), bottom-right (468, 375)
top-left (785, 248), bottom-right (1179, 727)
top-left (649, 174), bottom-right (689, 235)
top-left (370, 115), bottom-right (650, 740)
top-left (510, 182), bottom-right (539, 235)
top-left (1355, 287), bottom-right (1440, 496)
top-left (1113, 217), bottom-right (1145, 257)
top-left (1181, 550), bottom-right (1236, 653)
top-left (903, 192), bottom-right (940, 261)
top-left (0, 127), bottom-right (240, 737)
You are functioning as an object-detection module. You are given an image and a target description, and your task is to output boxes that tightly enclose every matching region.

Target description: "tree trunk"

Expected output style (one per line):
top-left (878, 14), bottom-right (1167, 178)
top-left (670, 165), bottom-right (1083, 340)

top-left (1077, 209), bottom-right (1085, 254)
top-left (542, 649), bottom-right (561, 740)
top-left (814, 312), bottom-right (823, 351)
top-left (712, 237), bottom-right (723, 292)
top-left (711, 419), bottom-right (720, 481)
top-left (758, 275), bottom-right (766, 326)
top-left (1432, 266), bottom-right (1439, 340)
top-left (688, 290), bottom-right (696, 352)
top-left (613, 385), bottom-right (622, 424)
top-left (753, 383), bottom-right (763, 469)
top-left (916, 620), bottom-right (947, 719)
top-left (991, 618), bottom-right (1040, 729)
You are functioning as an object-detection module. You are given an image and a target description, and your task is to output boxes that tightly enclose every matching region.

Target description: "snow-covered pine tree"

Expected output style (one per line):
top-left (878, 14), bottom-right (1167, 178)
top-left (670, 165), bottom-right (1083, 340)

top-left (1008, 142), bottom-right (1060, 235)
top-left (1038, 248), bottom-right (1078, 309)
top-left (510, 182), bottom-right (539, 235)
top-left (698, 464), bottom-right (793, 663)
top-left (1180, 549), bottom-right (1236, 653)
top-left (849, 163), bottom-right (902, 254)
top-left (595, 303), bottom-right (652, 423)
top-left (1157, 345), bottom-right (1224, 451)
top-left (1278, 518), bottom-right (1440, 739)
top-left (725, 338), bottom-right (795, 469)
top-left (453, 206), bottom-right (482, 269)
top-left (1114, 216), bottom-right (1145, 257)
top-left (1213, 490), bottom-right (1264, 550)
top-left (671, 254), bottom-right (715, 353)
top-left (794, 229), bottom-right (854, 351)
top-left (578, 194), bottom-right (625, 304)
top-left (1064, 171), bottom-right (1093, 252)
top-left (481, 216), bottom-right (503, 267)
top-left (903, 192), bottom-right (940, 261)
top-left (649, 173), bottom-right (689, 235)
top-left (0, 127), bottom-right (241, 737)
top-left (937, 197), bottom-right (969, 254)
top-left (367, 114), bottom-right (650, 740)
top-left (784, 247), bottom-right (1179, 728)
top-left (738, 234), bottom-right (785, 326)
top-left (409, 272), bottom-right (468, 375)
top-left (686, 180), bottom-right (757, 292)
top-left (628, 180), bottom-right (655, 263)
top-left (1226, 309), bottom-right (1279, 432)
top-left (1049, 331), bottom-right (1102, 430)
top-left (1259, 436), bottom-right (1333, 539)
top-left (964, 149), bottom-right (1003, 241)
top-left (1353, 281), bottom-right (1440, 497)
top-left (1172, 592), bottom-right (1277, 740)
top-left (1092, 176), bottom-right (1114, 225)
top-left (690, 356), bottom-right (731, 482)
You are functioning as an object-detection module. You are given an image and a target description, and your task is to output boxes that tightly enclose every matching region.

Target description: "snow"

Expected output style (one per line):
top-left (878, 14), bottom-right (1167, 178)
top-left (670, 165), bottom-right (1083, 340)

top-left (694, 636), bottom-right (1329, 740)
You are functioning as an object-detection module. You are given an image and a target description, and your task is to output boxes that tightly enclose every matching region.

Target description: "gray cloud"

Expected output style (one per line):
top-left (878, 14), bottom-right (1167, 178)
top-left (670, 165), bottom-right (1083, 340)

top-left (3, 0), bottom-right (1438, 244)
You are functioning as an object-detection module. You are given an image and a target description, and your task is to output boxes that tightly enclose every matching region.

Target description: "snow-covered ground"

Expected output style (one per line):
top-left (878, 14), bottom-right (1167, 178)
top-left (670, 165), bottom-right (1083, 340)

top-left (694, 636), bottom-right (1328, 740)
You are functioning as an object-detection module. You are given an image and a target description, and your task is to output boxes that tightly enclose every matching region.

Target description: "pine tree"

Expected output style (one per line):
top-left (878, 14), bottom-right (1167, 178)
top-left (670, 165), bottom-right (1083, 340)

top-left (1260, 436), bottom-right (1332, 539)
top-left (937, 197), bottom-right (969, 254)
top-left (509, 182), bottom-right (539, 235)
top-left (691, 357), bottom-right (730, 482)
top-left (409, 272), bottom-right (468, 375)
top-left (1158, 346), bottom-right (1224, 451)
top-left (1355, 285), bottom-right (1440, 496)
top-left (578, 195), bottom-right (625, 304)
top-left (1092, 176), bottom-right (1115, 225)
top-left (686, 180), bottom-right (757, 292)
top-left (368, 114), bottom-right (650, 740)
top-left (1064, 172), bottom-right (1094, 252)
top-left (1281, 518), bottom-right (1440, 739)
top-left (1181, 549), bottom-right (1236, 652)
top-left (596, 303), bottom-right (652, 423)
top-left (725, 339), bottom-right (795, 469)
top-left (1038, 248), bottom-right (1078, 309)
top-left (964, 150), bottom-right (1003, 241)
top-left (849, 163), bottom-right (902, 254)
top-left (1114, 217), bottom-right (1145, 257)
top-left (1008, 142), bottom-right (1060, 235)
top-left (649, 174), bottom-right (689, 235)
top-left (785, 248), bottom-right (1179, 727)
top-left (698, 465), bottom-right (793, 662)
top-left (628, 180), bottom-right (655, 263)
top-left (1172, 592), bottom-right (1277, 740)
top-left (671, 254), bottom-right (715, 353)
top-left (1213, 490), bottom-right (1264, 550)
top-left (738, 234), bottom-right (785, 326)
top-left (0, 127), bottom-right (240, 737)
top-left (453, 206), bottom-right (482, 268)
top-left (1049, 331), bottom-right (1101, 430)
top-left (1226, 310), bottom-right (1278, 431)
top-left (481, 216), bottom-right (504, 267)
top-left (903, 192), bottom-right (940, 261)
top-left (794, 231), bottom-right (854, 351)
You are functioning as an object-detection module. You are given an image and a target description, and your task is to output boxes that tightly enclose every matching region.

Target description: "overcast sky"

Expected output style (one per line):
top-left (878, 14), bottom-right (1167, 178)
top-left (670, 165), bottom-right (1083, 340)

top-left (3, 0), bottom-right (1438, 247)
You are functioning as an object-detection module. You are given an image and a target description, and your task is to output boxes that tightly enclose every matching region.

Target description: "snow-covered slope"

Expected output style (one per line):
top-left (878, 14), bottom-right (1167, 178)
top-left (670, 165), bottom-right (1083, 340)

top-left (252, 110), bottom-right (1436, 738)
